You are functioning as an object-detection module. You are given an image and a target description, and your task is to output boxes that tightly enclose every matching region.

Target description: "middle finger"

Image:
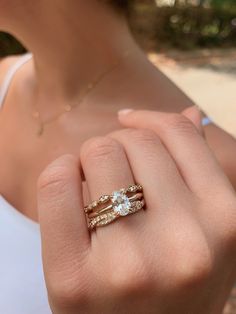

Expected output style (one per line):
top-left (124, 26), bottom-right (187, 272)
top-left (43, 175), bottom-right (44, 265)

top-left (109, 128), bottom-right (190, 216)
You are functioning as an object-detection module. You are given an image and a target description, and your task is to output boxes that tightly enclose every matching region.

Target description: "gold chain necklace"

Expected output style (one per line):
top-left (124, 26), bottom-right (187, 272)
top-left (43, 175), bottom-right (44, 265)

top-left (32, 50), bottom-right (130, 137)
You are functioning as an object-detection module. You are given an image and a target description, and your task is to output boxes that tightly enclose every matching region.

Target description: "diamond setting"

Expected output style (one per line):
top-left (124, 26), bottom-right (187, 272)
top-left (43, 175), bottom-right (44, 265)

top-left (111, 190), bottom-right (131, 216)
top-left (99, 195), bottom-right (110, 203)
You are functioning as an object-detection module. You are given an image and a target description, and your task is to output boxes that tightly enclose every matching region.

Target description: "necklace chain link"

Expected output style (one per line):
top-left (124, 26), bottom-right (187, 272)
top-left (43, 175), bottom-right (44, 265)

top-left (33, 50), bottom-right (131, 136)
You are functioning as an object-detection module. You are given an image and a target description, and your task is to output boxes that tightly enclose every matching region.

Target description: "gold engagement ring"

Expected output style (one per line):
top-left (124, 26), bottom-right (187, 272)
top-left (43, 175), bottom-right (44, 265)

top-left (84, 184), bottom-right (145, 230)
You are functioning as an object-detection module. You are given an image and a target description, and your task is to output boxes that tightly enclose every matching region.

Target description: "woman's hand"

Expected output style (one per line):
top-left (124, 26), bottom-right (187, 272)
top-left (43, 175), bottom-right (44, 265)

top-left (37, 108), bottom-right (236, 314)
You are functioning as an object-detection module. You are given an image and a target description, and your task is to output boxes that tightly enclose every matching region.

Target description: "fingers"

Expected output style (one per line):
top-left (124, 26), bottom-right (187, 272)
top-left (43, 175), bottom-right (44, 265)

top-left (118, 109), bottom-right (227, 196)
top-left (80, 136), bottom-right (145, 236)
top-left (182, 106), bottom-right (204, 136)
top-left (37, 154), bottom-right (90, 278)
top-left (80, 136), bottom-right (134, 201)
top-left (108, 128), bottom-right (188, 213)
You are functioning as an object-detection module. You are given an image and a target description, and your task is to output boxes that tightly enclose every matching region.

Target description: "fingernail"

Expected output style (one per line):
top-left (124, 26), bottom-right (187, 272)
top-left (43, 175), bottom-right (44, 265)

top-left (118, 108), bottom-right (134, 116)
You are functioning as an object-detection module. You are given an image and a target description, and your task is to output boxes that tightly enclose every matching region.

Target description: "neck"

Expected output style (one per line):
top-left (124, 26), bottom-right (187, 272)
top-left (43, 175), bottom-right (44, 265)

top-left (6, 1), bottom-right (143, 102)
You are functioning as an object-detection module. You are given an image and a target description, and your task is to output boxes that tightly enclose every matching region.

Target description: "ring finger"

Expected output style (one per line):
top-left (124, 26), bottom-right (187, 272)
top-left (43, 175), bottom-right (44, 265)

top-left (80, 136), bottom-right (146, 239)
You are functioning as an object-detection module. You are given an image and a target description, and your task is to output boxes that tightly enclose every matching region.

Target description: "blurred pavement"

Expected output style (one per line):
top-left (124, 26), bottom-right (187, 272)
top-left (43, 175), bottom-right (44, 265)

top-left (149, 49), bottom-right (236, 137)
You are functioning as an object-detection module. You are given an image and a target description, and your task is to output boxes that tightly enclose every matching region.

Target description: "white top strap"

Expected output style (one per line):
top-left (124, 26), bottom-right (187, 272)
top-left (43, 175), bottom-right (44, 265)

top-left (0, 53), bottom-right (33, 109)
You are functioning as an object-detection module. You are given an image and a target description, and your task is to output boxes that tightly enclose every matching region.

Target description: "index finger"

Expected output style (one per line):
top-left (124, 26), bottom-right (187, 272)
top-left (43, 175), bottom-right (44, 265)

top-left (37, 154), bottom-right (90, 282)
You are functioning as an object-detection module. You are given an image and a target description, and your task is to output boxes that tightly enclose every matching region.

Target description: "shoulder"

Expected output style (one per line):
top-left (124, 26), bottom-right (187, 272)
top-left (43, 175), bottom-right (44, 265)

top-left (0, 55), bottom-right (23, 86)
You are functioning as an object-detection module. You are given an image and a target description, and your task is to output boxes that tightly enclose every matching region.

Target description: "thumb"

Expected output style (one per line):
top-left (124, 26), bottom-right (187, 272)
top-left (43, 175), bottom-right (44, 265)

top-left (37, 154), bottom-right (90, 281)
top-left (182, 106), bottom-right (204, 136)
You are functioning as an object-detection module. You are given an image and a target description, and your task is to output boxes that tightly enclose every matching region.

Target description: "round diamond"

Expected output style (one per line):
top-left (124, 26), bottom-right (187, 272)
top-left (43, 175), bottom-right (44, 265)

top-left (112, 190), bottom-right (131, 216)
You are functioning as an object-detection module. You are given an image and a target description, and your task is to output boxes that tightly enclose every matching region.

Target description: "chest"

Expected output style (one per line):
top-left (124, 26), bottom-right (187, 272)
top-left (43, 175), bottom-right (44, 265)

top-left (0, 105), bottom-right (125, 220)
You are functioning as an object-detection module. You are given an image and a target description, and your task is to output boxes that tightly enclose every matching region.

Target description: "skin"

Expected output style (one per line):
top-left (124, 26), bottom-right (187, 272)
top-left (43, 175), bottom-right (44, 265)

top-left (1, 0), bottom-right (236, 222)
top-left (0, 0), bottom-right (236, 312)
top-left (38, 108), bottom-right (236, 314)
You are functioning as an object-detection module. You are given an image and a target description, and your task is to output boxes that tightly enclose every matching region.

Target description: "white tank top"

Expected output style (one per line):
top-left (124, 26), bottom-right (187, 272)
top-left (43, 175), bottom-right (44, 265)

top-left (0, 54), bottom-right (51, 314)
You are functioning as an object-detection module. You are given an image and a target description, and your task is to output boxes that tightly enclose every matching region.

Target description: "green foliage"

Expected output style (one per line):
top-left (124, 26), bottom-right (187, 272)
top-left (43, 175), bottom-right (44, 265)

top-left (0, 1), bottom-right (236, 55)
top-left (210, 0), bottom-right (236, 10)
top-left (129, 3), bottom-right (236, 50)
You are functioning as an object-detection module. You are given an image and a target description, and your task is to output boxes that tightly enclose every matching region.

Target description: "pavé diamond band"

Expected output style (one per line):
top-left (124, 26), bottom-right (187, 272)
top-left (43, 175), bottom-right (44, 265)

top-left (84, 184), bottom-right (145, 230)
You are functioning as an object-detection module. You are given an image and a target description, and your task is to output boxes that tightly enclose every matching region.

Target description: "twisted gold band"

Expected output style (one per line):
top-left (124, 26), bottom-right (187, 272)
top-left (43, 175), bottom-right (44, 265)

top-left (87, 199), bottom-right (145, 230)
top-left (84, 184), bottom-right (145, 231)
top-left (87, 192), bottom-right (143, 219)
top-left (84, 184), bottom-right (143, 213)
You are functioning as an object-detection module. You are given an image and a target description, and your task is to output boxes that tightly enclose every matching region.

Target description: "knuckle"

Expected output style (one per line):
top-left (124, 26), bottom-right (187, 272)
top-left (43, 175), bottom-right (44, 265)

top-left (49, 274), bottom-right (89, 308)
top-left (125, 128), bottom-right (159, 146)
top-left (165, 113), bottom-right (197, 135)
top-left (80, 136), bottom-right (123, 163)
top-left (162, 223), bottom-right (213, 291)
top-left (109, 257), bottom-right (152, 296)
top-left (215, 199), bottom-right (236, 250)
top-left (172, 247), bottom-right (212, 290)
top-left (37, 154), bottom-right (76, 196)
top-left (50, 280), bottom-right (79, 307)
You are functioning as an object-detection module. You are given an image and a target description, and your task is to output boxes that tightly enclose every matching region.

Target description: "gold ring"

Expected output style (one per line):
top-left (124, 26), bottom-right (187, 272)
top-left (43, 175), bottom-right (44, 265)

top-left (84, 184), bottom-right (145, 230)
top-left (88, 192), bottom-right (143, 218)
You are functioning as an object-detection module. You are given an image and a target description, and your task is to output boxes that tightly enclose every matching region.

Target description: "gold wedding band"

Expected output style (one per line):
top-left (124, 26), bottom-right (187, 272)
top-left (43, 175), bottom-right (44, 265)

top-left (84, 184), bottom-right (145, 230)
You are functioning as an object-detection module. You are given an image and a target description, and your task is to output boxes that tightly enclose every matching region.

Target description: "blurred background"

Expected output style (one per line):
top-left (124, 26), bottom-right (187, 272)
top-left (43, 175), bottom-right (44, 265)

top-left (0, 1), bottom-right (236, 312)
